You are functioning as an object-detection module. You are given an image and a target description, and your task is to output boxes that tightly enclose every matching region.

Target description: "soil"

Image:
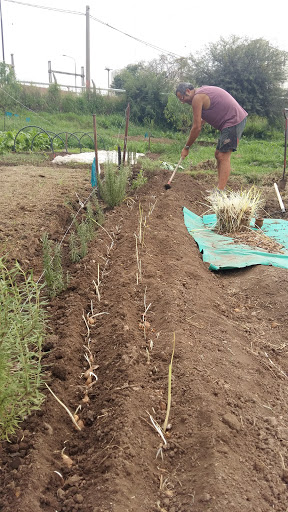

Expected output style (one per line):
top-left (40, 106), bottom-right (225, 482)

top-left (1, 159), bottom-right (288, 512)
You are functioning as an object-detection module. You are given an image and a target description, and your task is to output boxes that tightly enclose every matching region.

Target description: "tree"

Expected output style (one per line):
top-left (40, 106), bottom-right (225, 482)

top-left (111, 62), bottom-right (169, 125)
top-left (0, 63), bottom-right (21, 112)
top-left (148, 54), bottom-right (195, 84)
top-left (191, 36), bottom-right (288, 121)
top-left (0, 62), bottom-right (16, 86)
top-left (164, 93), bottom-right (193, 131)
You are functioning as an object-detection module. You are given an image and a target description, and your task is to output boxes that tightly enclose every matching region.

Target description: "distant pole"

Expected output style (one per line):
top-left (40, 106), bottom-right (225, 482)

top-left (0, 0), bottom-right (5, 62)
top-left (48, 61), bottom-right (52, 83)
top-left (86, 5), bottom-right (90, 90)
top-left (63, 54), bottom-right (77, 91)
top-left (105, 67), bottom-right (112, 89)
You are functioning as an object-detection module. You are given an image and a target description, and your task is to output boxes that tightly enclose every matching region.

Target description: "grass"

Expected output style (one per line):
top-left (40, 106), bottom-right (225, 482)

top-left (230, 139), bottom-right (284, 176)
top-left (0, 110), bottom-right (286, 186)
top-left (0, 151), bottom-right (51, 165)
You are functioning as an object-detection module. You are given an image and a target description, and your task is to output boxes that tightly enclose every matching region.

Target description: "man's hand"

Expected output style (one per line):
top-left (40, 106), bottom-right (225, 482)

top-left (181, 147), bottom-right (189, 158)
top-left (181, 147), bottom-right (190, 159)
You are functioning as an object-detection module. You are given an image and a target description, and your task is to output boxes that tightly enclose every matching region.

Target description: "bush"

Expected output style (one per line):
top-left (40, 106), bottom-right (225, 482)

top-left (131, 169), bottom-right (148, 189)
top-left (243, 115), bottom-right (275, 139)
top-left (164, 93), bottom-right (193, 131)
top-left (41, 233), bottom-right (67, 297)
top-left (99, 162), bottom-right (130, 207)
top-left (0, 259), bottom-right (46, 440)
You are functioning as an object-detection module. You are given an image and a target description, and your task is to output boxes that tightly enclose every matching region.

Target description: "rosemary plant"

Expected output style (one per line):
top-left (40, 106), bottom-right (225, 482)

top-left (0, 259), bottom-right (46, 440)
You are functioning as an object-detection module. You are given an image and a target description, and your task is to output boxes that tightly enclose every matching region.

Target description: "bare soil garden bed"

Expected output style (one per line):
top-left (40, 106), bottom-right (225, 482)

top-left (1, 161), bottom-right (288, 512)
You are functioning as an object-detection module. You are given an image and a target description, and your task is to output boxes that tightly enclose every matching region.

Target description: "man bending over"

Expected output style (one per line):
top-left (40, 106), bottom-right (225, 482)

top-left (176, 83), bottom-right (248, 189)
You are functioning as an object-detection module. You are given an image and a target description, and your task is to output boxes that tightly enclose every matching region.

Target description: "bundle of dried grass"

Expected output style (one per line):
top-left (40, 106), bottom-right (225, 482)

top-left (207, 187), bottom-right (265, 234)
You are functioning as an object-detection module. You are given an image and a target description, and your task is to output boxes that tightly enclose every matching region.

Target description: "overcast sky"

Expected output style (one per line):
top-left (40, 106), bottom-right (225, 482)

top-left (1, 0), bottom-right (288, 91)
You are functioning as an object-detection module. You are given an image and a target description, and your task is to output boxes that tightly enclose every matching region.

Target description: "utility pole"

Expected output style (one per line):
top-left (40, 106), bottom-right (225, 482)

top-left (86, 5), bottom-right (90, 90)
top-left (0, 0), bottom-right (5, 62)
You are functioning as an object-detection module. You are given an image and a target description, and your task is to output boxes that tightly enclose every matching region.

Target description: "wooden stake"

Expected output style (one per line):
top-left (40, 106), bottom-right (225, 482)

top-left (123, 103), bottom-right (130, 166)
top-left (93, 114), bottom-right (99, 190)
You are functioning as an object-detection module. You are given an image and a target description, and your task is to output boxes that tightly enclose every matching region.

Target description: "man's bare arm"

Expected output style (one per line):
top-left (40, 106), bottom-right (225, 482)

top-left (181, 95), bottom-right (204, 158)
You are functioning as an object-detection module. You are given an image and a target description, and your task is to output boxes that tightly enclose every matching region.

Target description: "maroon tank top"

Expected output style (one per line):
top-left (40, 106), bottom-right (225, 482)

top-left (194, 86), bottom-right (247, 131)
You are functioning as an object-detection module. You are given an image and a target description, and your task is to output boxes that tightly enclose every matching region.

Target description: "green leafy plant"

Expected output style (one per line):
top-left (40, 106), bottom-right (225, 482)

top-left (131, 169), bottom-right (148, 189)
top-left (76, 221), bottom-right (90, 259)
top-left (41, 233), bottom-right (67, 297)
top-left (0, 259), bottom-right (46, 440)
top-left (69, 218), bottom-right (93, 263)
top-left (91, 195), bottom-right (105, 225)
top-left (68, 198), bottom-right (105, 263)
top-left (69, 232), bottom-right (81, 263)
top-left (99, 162), bottom-right (130, 207)
top-left (85, 201), bottom-right (98, 239)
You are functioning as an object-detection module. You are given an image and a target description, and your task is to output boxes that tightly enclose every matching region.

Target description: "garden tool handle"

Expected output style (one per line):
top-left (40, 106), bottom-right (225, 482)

top-left (167, 157), bottom-right (184, 186)
top-left (284, 116), bottom-right (287, 177)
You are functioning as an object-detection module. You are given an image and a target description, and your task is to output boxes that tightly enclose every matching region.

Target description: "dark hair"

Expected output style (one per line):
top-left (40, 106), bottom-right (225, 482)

top-left (175, 83), bottom-right (194, 96)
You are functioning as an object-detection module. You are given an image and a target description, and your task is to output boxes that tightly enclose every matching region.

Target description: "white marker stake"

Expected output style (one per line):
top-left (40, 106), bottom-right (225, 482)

top-left (274, 182), bottom-right (286, 212)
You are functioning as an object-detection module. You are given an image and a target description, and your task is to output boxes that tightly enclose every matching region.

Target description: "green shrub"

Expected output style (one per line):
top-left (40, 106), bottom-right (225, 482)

top-left (138, 157), bottom-right (164, 171)
top-left (41, 233), bottom-right (67, 297)
top-left (244, 115), bottom-right (275, 139)
top-left (99, 162), bottom-right (130, 207)
top-left (69, 221), bottom-right (90, 262)
top-left (90, 195), bottom-right (105, 225)
top-left (131, 169), bottom-right (148, 189)
top-left (0, 259), bottom-right (46, 440)
top-left (68, 198), bottom-right (105, 263)
top-left (164, 93), bottom-right (193, 131)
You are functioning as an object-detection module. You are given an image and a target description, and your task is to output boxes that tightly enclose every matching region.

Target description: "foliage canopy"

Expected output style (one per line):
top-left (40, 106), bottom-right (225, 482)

top-left (0, 36), bottom-right (287, 132)
top-left (112, 36), bottom-right (288, 127)
top-left (190, 36), bottom-right (288, 122)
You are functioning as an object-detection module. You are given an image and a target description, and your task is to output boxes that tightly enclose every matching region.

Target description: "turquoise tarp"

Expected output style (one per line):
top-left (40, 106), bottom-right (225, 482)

top-left (183, 207), bottom-right (288, 271)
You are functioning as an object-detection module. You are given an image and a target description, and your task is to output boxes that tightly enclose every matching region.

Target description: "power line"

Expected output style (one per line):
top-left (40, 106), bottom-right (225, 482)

top-left (89, 14), bottom-right (183, 59)
top-left (3, 0), bottom-right (83, 15)
top-left (3, 0), bottom-right (184, 59)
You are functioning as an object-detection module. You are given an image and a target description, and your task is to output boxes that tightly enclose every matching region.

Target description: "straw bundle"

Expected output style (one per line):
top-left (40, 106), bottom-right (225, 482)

top-left (207, 187), bottom-right (264, 234)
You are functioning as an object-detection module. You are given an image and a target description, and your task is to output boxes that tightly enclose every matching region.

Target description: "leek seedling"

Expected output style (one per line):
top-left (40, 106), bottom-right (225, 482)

top-left (163, 333), bottom-right (175, 432)
top-left (207, 187), bottom-right (265, 233)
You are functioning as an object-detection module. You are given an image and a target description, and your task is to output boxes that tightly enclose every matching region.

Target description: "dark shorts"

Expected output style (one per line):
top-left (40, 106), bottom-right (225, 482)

top-left (216, 117), bottom-right (247, 153)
